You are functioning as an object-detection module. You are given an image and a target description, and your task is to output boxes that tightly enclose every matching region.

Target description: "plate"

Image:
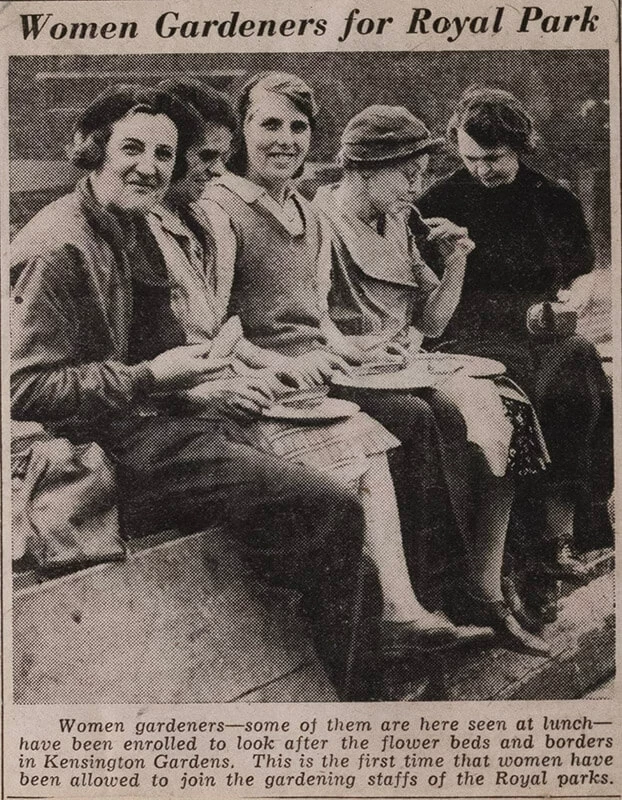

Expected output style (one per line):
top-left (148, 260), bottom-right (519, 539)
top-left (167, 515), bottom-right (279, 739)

top-left (262, 398), bottom-right (360, 422)
top-left (409, 353), bottom-right (506, 378)
top-left (331, 368), bottom-right (440, 391)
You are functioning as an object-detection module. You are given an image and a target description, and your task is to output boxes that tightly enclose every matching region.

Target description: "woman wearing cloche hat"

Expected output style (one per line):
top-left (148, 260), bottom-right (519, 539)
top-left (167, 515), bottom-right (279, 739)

top-left (316, 104), bottom-right (470, 346)
top-left (315, 104), bottom-right (551, 654)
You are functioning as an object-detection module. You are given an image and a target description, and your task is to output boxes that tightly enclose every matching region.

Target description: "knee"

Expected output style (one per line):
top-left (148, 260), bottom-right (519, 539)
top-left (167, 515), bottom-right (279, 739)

top-left (391, 396), bottom-right (438, 441)
top-left (560, 335), bottom-right (599, 363)
top-left (536, 335), bottom-right (603, 404)
top-left (428, 390), bottom-right (469, 441)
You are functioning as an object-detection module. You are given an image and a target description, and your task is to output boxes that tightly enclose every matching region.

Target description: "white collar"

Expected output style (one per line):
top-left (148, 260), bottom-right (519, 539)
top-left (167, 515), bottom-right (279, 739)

top-left (212, 173), bottom-right (298, 206)
top-left (150, 204), bottom-right (193, 239)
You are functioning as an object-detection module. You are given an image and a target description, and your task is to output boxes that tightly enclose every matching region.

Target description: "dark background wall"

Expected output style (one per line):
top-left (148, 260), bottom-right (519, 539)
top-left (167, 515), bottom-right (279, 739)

top-left (9, 50), bottom-right (610, 257)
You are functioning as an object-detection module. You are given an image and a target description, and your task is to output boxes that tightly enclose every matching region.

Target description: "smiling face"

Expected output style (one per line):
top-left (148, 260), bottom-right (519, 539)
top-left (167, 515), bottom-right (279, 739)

top-left (91, 111), bottom-right (178, 214)
top-left (169, 122), bottom-right (233, 205)
top-left (457, 128), bottom-right (520, 188)
top-left (243, 91), bottom-right (311, 191)
top-left (364, 154), bottom-right (429, 216)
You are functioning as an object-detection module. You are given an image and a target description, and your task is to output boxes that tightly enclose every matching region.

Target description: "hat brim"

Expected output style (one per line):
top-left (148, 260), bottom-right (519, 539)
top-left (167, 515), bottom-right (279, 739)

top-left (343, 136), bottom-right (445, 163)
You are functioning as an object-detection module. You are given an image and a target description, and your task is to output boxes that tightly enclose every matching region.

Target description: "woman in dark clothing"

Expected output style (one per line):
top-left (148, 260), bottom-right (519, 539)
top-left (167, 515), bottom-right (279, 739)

top-left (418, 86), bottom-right (613, 579)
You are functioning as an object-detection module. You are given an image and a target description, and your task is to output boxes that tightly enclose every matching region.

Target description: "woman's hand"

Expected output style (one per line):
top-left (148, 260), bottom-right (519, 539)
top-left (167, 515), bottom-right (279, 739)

top-left (236, 359), bottom-right (320, 390)
top-left (291, 350), bottom-right (352, 383)
top-left (423, 217), bottom-right (475, 264)
top-left (273, 362), bottom-right (319, 389)
top-left (322, 333), bottom-right (366, 366)
top-left (148, 343), bottom-right (234, 391)
top-left (186, 375), bottom-right (274, 422)
top-left (361, 341), bottom-right (409, 365)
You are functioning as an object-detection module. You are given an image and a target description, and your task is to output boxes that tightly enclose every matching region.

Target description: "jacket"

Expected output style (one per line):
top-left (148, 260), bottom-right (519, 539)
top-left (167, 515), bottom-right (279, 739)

top-left (418, 163), bottom-right (595, 343)
top-left (11, 178), bottom-right (156, 440)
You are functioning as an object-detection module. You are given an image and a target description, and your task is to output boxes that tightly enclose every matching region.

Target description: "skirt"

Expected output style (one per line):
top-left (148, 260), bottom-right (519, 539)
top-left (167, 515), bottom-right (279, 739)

top-left (438, 374), bottom-right (549, 478)
top-left (245, 413), bottom-right (400, 485)
top-left (501, 396), bottom-right (549, 477)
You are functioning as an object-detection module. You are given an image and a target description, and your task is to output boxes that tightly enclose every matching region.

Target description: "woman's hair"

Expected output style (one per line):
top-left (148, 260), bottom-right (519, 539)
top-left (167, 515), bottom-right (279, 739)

top-left (157, 78), bottom-right (237, 133)
top-left (157, 79), bottom-right (238, 180)
top-left (447, 85), bottom-right (537, 154)
top-left (227, 71), bottom-right (318, 178)
top-left (67, 84), bottom-right (204, 181)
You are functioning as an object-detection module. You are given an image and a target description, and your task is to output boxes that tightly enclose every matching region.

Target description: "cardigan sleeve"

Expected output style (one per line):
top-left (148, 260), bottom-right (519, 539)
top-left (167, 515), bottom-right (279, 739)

top-left (554, 189), bottom-right (595, 288)
top-left (11, 247), bottom-right (153, 423)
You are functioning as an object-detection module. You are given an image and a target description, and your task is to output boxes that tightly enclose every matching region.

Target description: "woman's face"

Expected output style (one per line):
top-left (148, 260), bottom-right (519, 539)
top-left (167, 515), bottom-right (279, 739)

top-left (171, 122), bottom-right (233, 204)
top-left (94, 111), bottom-right (178, 213)
top-left (364, 154), bottom-right (429, 216)
top-left (457, 128), bottom-right (520, 188)
top-left (243, 91), bottom-right (311, 188)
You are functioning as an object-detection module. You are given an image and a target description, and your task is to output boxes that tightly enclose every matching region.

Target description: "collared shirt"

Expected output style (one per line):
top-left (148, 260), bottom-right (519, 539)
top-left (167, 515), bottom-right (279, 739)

top-left (214, 173), bottom-right (305, 236)
top-left (148, 204), bottom-right (224, 344)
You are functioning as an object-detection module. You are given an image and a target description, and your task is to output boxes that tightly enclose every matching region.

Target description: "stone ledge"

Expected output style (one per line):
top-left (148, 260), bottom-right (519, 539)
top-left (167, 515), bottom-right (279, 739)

top-left (383, 564), bottom-right (615, 702)
top-left (13, 529), bottom-right (336, 704)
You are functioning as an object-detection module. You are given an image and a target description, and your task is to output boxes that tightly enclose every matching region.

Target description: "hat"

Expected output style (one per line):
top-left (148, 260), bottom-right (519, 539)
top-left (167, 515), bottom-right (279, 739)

top-left (340, 105), bottom-right (444, 163)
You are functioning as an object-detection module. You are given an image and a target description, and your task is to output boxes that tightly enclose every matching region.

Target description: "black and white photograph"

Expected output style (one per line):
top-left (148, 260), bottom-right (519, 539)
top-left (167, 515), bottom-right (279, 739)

top-left (9, 47), bottom-right (614, 709)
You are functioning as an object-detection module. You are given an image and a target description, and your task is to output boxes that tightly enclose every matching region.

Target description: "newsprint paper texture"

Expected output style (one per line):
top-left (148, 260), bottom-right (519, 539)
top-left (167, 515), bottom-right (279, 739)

top-left (0, 0), bottom-right (620, 798)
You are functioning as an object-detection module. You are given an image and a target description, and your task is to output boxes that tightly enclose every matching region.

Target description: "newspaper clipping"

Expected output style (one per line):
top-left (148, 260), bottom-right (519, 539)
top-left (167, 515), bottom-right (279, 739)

top-left (1, 0), bottom-right (620, 798)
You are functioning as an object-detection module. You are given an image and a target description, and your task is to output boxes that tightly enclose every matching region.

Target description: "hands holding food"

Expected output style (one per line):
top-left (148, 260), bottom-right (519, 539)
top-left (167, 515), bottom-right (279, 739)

top-left (185, 375), bottom-right (274, 421)
top-left (148, 343), bottom-right (234, 391)
top-left (291, 350), bottom-right (353, 383)
top-left (422, 216), bottom-right (475, 263)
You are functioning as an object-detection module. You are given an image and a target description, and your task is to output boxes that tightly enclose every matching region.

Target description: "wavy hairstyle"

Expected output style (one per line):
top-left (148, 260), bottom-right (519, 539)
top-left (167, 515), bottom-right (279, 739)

top-left (447, 85), bottom-right (537, 155)
top-left (67, 84), bottom-right (204, 181)
top-left (227, 71), bottom-right (318, 179)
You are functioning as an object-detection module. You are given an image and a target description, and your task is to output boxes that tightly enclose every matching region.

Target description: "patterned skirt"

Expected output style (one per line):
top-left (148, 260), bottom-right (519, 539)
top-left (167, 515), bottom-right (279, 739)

top-left (437, 374), bottom-right (549, 478)
top-left (500, 397), bottom-right (549, 477)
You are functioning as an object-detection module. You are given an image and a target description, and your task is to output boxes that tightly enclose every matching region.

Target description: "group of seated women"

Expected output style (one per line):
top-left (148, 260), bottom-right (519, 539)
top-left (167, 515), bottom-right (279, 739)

top-left (10, 72), bottom-right (613, 700)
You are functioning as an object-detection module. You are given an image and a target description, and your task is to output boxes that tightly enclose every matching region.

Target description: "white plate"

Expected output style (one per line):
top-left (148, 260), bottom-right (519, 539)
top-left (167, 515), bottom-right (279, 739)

top-left (332, 368), bottom-right (440, 391)
top-left (262, 398), bottom-right (360, 422)
top-left (409, 353), bottom-right (506, 378)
